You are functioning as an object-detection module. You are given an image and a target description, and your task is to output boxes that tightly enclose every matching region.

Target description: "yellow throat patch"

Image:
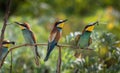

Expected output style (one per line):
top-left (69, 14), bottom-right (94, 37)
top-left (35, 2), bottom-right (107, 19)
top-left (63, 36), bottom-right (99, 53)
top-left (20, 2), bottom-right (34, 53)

top-left (57, 23), bottom-right (64, 28)
top-left (3, 44), bottom-right (10, 48)
top-left (20, 26), bottom-right (25, 29)
top-left (86, 25), bottom-right (95, 32)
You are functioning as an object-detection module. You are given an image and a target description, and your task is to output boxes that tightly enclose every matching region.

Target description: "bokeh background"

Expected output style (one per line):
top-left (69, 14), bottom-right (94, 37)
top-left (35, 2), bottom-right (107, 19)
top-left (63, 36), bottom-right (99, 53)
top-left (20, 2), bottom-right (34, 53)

top-left (0, 0), bottom-right (120, 73)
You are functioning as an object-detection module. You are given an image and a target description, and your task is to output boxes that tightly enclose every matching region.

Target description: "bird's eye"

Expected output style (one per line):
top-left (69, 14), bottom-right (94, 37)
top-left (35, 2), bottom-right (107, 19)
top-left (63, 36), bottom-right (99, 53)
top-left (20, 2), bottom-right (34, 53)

top-left (23, 25), bottom-right (27, 27)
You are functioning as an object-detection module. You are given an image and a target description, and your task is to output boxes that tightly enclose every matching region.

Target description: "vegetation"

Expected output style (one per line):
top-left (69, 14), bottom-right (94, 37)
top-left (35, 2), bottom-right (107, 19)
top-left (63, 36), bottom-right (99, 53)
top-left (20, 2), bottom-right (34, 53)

top-left (0, 0), bottom-right (120, 73)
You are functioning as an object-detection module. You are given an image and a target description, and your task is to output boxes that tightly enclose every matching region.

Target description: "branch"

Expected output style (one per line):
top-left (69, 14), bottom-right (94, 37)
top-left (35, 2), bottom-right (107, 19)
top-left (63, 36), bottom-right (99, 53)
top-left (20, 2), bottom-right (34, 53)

top-left (0, 43), bottom-right (93, 69)
top-left (10, 51), bottom-right (12, 73)
top-left (0, 0), bottom-right (12, 55)
top-left (0, 43), bottom-right (66, 68)
top-left (56, 46), bottom-right (62, 73)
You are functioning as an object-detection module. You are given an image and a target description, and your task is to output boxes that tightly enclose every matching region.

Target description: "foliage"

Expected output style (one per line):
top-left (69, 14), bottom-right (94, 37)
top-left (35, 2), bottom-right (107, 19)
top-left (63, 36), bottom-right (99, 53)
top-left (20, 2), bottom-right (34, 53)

top-left (66, 32), bottom-right (120, 73)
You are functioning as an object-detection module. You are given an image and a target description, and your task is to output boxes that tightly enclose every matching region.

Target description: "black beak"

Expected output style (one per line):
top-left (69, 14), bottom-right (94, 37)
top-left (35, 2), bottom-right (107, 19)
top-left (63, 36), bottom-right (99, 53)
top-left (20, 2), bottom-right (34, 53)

top-left (14, 22), bottom-right (24, 27)
top-left (2, 41), bottom-right (15, 45)
top-left (59, 19), bottom-right (68, 24)
top-left (61, 19), bottom-right (68, 23)
top-left (62, 19), bottom-right (68, 23)
top-left (92, 21), bottom-right (99, 25)
top-left (9, 41), bottom-right (15, 45)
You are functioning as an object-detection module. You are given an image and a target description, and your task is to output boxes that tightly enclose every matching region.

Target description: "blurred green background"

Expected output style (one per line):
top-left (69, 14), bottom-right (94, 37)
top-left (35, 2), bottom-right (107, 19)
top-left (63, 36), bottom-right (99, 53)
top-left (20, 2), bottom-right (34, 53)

top-left (0, 0), bottom-right (120, 73)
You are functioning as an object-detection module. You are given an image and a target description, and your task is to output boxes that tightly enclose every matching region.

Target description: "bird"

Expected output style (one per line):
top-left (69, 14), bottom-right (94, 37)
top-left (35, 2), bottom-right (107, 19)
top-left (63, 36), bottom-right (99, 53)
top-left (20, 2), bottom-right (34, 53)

top-left (44, 19), bottom-right (67, 61)
top-left (15, 22), bottom-right (40, 66)
top-left (74, 21), bottom-right (98, 58)
top-left (0, 40), bottom-right (15, 64)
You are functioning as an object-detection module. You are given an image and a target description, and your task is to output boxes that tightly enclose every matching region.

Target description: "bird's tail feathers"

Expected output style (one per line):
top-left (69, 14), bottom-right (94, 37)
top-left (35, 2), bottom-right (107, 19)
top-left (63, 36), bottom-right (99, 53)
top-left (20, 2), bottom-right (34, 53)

top-left (35, 45), bottom-right (40, 58)
top-left (34, 55), bottom-right (40, 66)
top-left (44, 47), bottom-right (52, 62)
top-left (44, 54), bottom-right (49, 62)
top-left (32, 46), bottom-right (40, 66)
top-left (44, 41), bottom-right (57, 62)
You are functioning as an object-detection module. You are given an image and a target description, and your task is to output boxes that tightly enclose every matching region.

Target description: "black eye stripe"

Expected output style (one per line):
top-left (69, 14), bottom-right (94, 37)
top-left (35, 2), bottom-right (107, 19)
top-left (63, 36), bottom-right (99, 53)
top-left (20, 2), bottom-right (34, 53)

top-left (57, 22), bottom-right (62, 24)
top-left (55, 22), bottom-right (61, 25)
top-left (21, 24), bottom-right (27, 27)
top-left (2, 42), bottom-right (9, 44)
top-left (85, 25), bottom-right (93, 29)
top-left (2, 42), bottom-right (15, 44)
top-left (56, 21), bottom-right (64, 25)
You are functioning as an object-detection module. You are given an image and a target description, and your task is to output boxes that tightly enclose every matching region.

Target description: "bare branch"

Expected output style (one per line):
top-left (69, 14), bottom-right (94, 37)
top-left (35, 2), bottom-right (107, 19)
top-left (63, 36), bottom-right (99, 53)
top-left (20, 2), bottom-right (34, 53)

top-left (0, 43), bottom-right (48, 68)
top-left (0, 43), bottom-right (64, 68)
top-left (0, 0), bottom-right (12, 55)
top-left (0, 43), bottom-right (93, 69)
top-left (10, 51), bottom-right (12, 73)
top-left (56, 46), bottom-right (62, 73)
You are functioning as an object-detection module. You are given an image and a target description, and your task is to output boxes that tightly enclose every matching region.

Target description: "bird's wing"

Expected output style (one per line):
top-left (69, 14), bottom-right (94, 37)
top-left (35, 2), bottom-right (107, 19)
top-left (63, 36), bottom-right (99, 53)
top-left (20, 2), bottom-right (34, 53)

top-left (29, 30), bottom-right (37, 43)
top-left (47, 29), bottom-right (58, 51)
top-left (88, 37), bottom-right (92, 46)
top-left (48, 31), bottom-right (57, 43)
top-left (75, 34), bottom-right (81, 46)
top-left (29, 30), bottom-right (40, 58)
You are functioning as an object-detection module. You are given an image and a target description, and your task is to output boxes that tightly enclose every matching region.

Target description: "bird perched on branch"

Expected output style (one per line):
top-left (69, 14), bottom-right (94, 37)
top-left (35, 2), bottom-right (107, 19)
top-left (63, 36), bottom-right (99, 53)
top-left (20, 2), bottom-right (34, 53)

top-left (15, 22), bottom-right (40, 66)
top-left (74, 21), bottom-right (98, 58)
top-left (44, 19), bottom-right (67, 61)
top-left (0, 40), bottom-right (15, 64)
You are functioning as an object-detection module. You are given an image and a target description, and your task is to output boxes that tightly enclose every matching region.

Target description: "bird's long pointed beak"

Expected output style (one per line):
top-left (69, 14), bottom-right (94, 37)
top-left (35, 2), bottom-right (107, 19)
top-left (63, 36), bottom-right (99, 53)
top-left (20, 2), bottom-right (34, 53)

top-left (92, 21), bottom-right (99, 25)
top-left (9, 41), bottom-right (15, 45)
top-left (14, 22), bottom-right (24, 26)
top-left (61, 19), bottom-right (68, 23)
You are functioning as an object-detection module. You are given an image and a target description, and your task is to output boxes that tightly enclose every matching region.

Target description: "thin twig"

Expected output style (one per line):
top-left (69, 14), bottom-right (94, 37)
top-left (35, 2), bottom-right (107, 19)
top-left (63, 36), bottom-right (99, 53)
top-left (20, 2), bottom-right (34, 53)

top-left (56, 46), bottom-right (62, 73)
top-left (0, 0), bottom-right (12, 50)
top-left (10, 51), bottom-right (12, 73)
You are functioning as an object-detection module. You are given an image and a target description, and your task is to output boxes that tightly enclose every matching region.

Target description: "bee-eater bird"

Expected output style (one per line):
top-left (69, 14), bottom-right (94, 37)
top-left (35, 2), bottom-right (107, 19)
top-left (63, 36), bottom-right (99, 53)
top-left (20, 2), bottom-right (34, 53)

top-left (44, 19), bottom-right (67, 61)
top-left (0, 40), bottom-right (15, 63)
top-left (15, 22), bottom-right (40, 66)
top-left (74, 21), bottom-right (98, 57)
